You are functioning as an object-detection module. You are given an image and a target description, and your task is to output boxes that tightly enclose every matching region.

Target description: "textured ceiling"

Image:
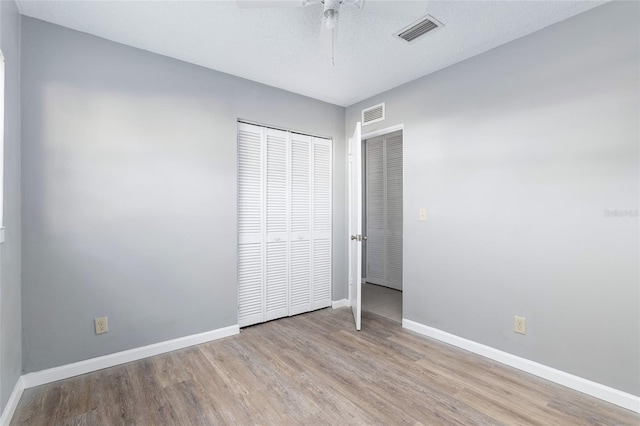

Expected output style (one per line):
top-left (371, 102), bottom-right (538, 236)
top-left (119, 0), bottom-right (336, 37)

top-left (16, 0), bottom-right (608, 107)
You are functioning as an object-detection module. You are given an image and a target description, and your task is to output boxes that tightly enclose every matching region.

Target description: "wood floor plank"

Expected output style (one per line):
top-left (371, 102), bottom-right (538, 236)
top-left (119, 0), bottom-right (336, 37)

top-left (11, 308), bottom-right (640, 425)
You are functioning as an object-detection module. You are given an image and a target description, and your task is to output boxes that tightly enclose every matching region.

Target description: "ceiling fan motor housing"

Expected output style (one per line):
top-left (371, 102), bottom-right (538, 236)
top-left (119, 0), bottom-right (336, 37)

top-left (323, 0), bottom-right (342, 11)
top-left (300, 0), bottom-right (363, 30)
top-left (323, 0), bottom-right (341, 29)
top-left (323, 0), bottom-right (341, 23)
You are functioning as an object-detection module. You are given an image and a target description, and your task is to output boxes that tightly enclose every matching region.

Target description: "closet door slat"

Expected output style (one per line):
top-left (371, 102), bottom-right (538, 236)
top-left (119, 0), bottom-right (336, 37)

top-left (289, 240), bottom-right (311, 315)
top-left (266, 240), bottom-right (288, 320)
top-left (290, 134), bottom-right (311, 234)
top-left (266, 129), bottom-right (289, 236)
top-left (312, 238), bottom-right (331, 307)
top-left (312, 141), bottom-right (332, 237)
top-left (238, 243), bottom-right (263, 327)
top-left (265, 128), bottom-right (289, 321)
top-left (238, 124), bottom-right (263, 242)
top-left (289, 134), bottom-right (312, 315)
top-left (238, 123), bottom-right (265, 327)
top-left (311, 138), bottom-right (332, 310)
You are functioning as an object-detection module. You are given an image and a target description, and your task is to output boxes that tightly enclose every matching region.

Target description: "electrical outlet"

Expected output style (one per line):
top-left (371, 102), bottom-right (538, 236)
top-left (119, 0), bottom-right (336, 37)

top-left (514, 316), bottom-right (526, 335)
top-left (419, 208), bottom-right (427, 221)
top-left (95, 316), bottom-right (108, 335)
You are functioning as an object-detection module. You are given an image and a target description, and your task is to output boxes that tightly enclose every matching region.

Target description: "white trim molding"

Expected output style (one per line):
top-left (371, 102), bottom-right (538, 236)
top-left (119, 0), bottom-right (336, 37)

top-left (0, 376), bottom-right (25, 426)
top-left (402, 319), bottom-right (640, 414)
top-left (361, 124), bottom-right (403, 141)
top-left (332, 299), bottom-right (350, 309)
top-left (22, 325), bottom-right (239, 389)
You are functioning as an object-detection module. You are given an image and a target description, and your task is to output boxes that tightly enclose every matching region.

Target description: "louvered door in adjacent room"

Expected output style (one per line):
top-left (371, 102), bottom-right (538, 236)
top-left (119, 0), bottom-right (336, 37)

top-left (365, 130), bottom-right (403, 291)
top-left (237, 122), bottom-right (332, 327)
top-left (365, 135), bottom-right (385, 286)
top-left (385, 132), bottom-right (403, 290)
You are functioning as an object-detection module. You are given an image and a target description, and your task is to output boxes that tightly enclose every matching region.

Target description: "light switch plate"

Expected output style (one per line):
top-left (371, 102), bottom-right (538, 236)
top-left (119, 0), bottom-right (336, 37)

top-left (419, 208), bottom-right (427, 221)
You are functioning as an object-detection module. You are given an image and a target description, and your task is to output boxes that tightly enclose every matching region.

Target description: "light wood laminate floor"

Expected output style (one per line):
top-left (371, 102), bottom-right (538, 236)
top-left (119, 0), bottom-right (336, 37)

top-left (12, 308), bottom-right (640, 425)
top-left (362, 282), bottom-right (402, 323)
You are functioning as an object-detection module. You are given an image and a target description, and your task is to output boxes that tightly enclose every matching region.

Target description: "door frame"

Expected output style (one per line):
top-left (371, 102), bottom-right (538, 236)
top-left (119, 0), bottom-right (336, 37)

top-left (361, 124), bottom-right (404, 141)
top-left (349, 123), bottom-right (405, 304)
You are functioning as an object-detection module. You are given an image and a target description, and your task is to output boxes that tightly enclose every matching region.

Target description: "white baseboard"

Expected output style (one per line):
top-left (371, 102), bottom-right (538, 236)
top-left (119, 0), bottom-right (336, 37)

top-left (0, 376), bottom-right (25, 426)
top-left (22, 324), bottom-right (239, 389)
top-left (402, 319), bottom-right (640, 414)
top-left (332, 299), bottom-right (350, 309)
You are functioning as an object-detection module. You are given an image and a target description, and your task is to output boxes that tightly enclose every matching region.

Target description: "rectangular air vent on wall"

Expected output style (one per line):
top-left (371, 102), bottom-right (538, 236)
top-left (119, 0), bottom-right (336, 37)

top-left (396, 15), bottom-right (443, 43)
top-left (362, 103), bottom-right (385, 126)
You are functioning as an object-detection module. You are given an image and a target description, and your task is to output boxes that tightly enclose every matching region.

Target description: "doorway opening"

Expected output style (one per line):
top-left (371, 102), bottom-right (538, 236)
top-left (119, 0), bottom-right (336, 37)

top-left (361, 128), bottom-right (403, 323)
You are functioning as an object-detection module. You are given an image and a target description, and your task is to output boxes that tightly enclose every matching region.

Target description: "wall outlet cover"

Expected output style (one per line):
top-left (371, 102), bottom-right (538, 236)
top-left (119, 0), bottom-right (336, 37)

top-left (514, 316), bottom-right (526, 335)
top-left (95, 316), bottom-right (108, 335)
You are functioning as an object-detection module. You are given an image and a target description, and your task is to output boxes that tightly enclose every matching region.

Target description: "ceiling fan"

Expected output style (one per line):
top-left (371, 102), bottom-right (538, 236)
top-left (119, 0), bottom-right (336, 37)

top-left (237, 0), bottom-right (365, 66)
top-left (302, 0), bottom-right (364, 30)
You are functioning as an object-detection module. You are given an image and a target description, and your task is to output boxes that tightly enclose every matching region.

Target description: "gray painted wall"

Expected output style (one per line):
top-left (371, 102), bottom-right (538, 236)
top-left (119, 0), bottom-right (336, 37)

top-left (0, 0), bottom-right (21, 413)
top-left (346, 1), bottom-right (639, 396)
top-left (21, 17), bottom-right (345, 373)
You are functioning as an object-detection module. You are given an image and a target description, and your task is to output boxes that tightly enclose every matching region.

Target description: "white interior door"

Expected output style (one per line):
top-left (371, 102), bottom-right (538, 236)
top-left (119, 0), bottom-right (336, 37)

top-left (348, 122), bottom-right (362, 330)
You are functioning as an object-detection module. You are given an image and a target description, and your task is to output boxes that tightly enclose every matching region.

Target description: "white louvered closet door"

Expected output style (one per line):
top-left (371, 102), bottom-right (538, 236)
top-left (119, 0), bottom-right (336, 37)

top-left (238, 123), bottom-right (332, 327)
top-left (237, 123), bottom-right (264, 327)
top-left (311, 137), bottom-right (332, 310)
top-left (289, 133), bottom-right (312, 316)
top-left (265, 128), bottom-right (289, 321)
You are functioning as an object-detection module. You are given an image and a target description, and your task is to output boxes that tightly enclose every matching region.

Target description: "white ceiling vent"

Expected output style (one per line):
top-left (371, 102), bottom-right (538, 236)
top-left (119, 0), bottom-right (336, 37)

top-left (362, 103), bottom-right (385, 126)
top-left (396, 15), bottom-right (443, 43)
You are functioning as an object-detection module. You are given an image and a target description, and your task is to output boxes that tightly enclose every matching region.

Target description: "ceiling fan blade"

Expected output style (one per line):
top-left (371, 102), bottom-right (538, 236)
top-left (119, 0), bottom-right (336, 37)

top-left (342, 0), bottom-right (364, 10)
top-left (235, 0), bottom-right (301, 9)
